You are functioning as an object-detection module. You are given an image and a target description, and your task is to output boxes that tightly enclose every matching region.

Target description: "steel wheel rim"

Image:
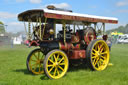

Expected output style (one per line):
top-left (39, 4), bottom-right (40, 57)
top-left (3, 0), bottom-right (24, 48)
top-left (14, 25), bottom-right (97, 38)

top-left (91, 40), bottom-right (109, 71)
top-left (29, 50), bottom-right (44, 74)
top-left (46, 51), bottom-right (68, 79)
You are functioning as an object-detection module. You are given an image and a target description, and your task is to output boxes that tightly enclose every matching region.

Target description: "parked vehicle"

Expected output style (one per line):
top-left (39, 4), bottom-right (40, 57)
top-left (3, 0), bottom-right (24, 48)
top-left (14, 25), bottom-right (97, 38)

top-left (18, 5), bottom-right (118, 79)
top-left (117, 37), bottom-right (128, 44)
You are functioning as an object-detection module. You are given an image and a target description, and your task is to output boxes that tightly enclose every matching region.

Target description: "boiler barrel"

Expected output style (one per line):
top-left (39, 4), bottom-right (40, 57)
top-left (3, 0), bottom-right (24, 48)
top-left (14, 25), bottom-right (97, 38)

top-left (39, 41), bottom-right (59, 51)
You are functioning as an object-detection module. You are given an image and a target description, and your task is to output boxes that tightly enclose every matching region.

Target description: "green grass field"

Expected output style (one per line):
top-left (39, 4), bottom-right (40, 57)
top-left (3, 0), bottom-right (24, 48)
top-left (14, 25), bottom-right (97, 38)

top-left (0, 44), bottom-right (128, 85)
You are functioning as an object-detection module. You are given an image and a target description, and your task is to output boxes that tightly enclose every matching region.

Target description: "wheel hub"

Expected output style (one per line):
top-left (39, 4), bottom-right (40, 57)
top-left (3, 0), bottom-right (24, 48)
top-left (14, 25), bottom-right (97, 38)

top-left (36, 60), bottom-right (40, 64)
top-left (97, 52), bottom-right (102, 57)
top-left (54, 62), bottom-right (59, 66)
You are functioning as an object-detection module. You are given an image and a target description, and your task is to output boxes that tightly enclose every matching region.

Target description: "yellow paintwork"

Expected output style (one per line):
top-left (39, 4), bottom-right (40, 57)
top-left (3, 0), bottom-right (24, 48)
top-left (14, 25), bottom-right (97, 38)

top-left (46, 51), bottom-right (68, 79)
top-left (91, 40), bottom-right (109, 71)
top-left (29, 50), bottom-right (44, 74)
top-left (108, 63), bottom-right (113, 66)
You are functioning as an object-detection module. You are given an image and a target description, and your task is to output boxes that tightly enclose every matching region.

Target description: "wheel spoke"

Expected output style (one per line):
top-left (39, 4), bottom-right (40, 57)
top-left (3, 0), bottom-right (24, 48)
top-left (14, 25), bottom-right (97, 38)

top-left (98, 45), bottom-right (100, 51)
top-left (33, 63), bottom-right (38, 71)
top-left (97, 62), bottom-right (100, 68)
top-left (92, 49), bottom-right (97, 53)
top-left (101, 51), bottom-right (107, 55)
top-left (48, 58), bottom-right (54, 64)
top-left (99, 59), bottom-right (104, 66)
top-left (101, 61), bottom-right (105, 66)
top-left (58, 57), bottom-right (64, 63)
top-left (92, 52), bottom-right (96, 55)
top-left (58, 65), bottom-right (64, 71)
top-left (31, 59), bottom-right (37, 62)
top-left (100, 43), bottom-right (103, 49)
top-left (94, 45), bottom-right (98, 51)
top-left (56, 67), bottom-right (60, 75)
top-left (39, 64), bottom-right (41, 72)
top-left (53, 67), bottom-right (57, 76)
top-left (34, 54), bottom-right (38, 60)
top-left (100, 58), bottom-right (104, 62)
top-left (100, 57), bottom-right (106, 66)
top-left (91, 55), bottom-right (97, 59)
top-left (99, 60), bottom-right (103, 66)
top-left (54, 54), bottom-right (57, 62)
top-left (56, 54), bottom-right (60, 61)
top-left (94, 58), bottom-right (99, 65)
top-left (47, 64), bottom-right (54, 67)
top-left (100, 48), bottom-right (104, 53)
top-left (92, 57), bottom-right (96, 61)
top-left (92, 58), bottom-right (96, 64)
top-left (59, 63), bottom-right (65, 65)
top-left (101, 56), bottom-right (106, 59)
top-left (31, 63), bottom-right (37, 67)
top-left (38, 52), bottom-right (40, 59)
top-left (48, 66), bottom-right (54, 73)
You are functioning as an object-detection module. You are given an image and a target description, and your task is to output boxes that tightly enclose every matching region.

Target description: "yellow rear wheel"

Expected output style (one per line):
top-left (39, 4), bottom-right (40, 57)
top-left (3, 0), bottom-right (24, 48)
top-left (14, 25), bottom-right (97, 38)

top-left (26, 48), bottom-right (45, 74)
top-left (44, 49), bottom-right (69, 79)
top-left (86, 39), bottom-right (110, 71)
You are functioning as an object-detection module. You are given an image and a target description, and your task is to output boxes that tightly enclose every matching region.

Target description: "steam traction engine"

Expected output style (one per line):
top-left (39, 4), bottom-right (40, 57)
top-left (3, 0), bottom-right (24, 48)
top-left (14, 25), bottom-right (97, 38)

top-left (18, 6), bottom-right (118, 79)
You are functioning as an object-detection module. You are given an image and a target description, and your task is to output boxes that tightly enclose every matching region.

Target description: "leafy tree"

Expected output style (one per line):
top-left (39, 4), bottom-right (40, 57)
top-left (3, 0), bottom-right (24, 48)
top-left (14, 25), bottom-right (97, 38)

top-left (106, 24), bottom-right (128, 34)
top-left (0, 21), bottom-right (5, 34)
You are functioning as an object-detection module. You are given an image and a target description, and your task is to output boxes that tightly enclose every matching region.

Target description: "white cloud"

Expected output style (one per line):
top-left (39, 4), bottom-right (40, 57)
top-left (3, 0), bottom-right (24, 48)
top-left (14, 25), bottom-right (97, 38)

top-left (47, 3), bottom-right (71, 9)
top-left (30, 0), bottom-right (42, 4)
top-left (113, 9), bottom-right (128, 14)
top-left (116, 0), bottom-right (128, 7)
top-left (16, 0), bottom-right (25, 3)
top-left (0, 12), bottom-right (17, 19)
top-left (117, 10), bottom-right (128, 13)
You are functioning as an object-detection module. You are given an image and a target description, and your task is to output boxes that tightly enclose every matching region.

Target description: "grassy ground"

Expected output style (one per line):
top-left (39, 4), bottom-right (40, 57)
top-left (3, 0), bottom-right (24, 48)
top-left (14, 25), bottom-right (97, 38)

top-left (0, 44), bottom-right (128, 85)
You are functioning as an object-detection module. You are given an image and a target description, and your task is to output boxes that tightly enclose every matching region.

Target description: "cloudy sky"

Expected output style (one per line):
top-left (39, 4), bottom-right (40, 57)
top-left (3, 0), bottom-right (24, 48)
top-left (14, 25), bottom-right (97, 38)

top-left (0, 0), bottom-right (128, 33)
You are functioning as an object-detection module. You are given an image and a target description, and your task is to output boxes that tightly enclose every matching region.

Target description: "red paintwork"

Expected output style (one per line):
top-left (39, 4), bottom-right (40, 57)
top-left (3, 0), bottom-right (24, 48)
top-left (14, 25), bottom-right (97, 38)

top-left (29, 40), bottom-right (39, 46)
top-left (59, 42), bottom-right (86, 59)
top-left (59, 42), bottom-right (80, 51)
top-left (44, 13), bottom-right (118, 24)
top-left (69, 50), bottom-right (86, 59)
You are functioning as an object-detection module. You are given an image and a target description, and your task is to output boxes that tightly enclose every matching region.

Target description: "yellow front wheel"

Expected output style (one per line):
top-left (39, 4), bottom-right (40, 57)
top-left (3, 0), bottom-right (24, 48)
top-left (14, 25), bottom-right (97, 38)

top-left (26, 48), bottom-right (45, 74)
top-left (86, 39), bottom-right (110, 71)
top-left (44, 49), bottom-right (69, 79)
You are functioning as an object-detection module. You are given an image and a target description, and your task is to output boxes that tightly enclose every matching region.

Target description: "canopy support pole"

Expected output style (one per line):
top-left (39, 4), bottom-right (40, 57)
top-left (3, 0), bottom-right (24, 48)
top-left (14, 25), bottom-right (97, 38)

top-left (73, 24), bottom-right (75, 33)
top-left (94, 23), bottom-right (97, 31)
top-left (28, 20), bottom-right (31, 40)
top-left (54, 21), bottom-right (56, 38)
top-left (62, 21), bottom-right (66, 44)
top-left (103, 23), bottom-right (105, 35)
top-left (39, 17), bottom-right (42, 40)
top-left (24, 22), bottom-right (28, 39)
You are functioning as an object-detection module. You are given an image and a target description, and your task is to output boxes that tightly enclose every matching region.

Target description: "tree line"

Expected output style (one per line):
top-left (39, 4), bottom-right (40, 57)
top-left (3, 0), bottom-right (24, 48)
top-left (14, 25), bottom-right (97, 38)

top-left (0, 21), bottom-right (5, 34)
top-left (106, 24), bottom-right (128, 34)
